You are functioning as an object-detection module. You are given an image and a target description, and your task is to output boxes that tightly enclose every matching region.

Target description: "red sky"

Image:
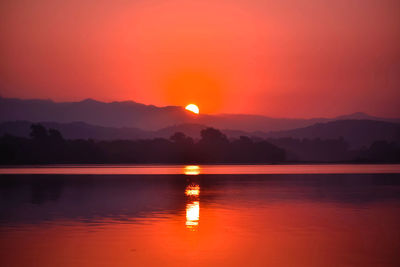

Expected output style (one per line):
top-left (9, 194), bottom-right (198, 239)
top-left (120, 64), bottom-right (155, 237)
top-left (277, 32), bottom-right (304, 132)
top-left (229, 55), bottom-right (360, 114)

top-left (0, 0), bottom-right (399, 117)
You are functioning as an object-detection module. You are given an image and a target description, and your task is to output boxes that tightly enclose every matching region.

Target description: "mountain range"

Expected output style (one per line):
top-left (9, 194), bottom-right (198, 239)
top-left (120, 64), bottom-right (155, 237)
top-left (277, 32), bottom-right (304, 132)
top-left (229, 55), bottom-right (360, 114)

top-left (1, 97), bottom-right (399, 132)
top-left (1, 97), bottom-right (400, 148)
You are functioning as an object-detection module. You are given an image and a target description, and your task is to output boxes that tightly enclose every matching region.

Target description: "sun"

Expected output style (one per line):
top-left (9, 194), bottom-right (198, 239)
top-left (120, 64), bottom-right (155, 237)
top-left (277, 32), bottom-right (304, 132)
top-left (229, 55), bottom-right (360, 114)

top-left (185, 104), bottom-right (199, 114)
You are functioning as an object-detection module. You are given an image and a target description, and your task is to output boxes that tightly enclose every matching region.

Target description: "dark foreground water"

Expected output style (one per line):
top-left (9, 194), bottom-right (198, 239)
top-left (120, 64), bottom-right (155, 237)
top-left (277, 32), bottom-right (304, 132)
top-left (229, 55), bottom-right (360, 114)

top-left (1, 165), bottom-right (400, 266)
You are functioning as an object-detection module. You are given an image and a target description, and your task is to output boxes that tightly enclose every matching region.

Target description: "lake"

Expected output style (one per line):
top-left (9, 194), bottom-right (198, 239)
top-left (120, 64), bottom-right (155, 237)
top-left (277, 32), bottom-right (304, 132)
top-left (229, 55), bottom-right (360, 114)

top-left (1, 164), bottom-right (400, 266)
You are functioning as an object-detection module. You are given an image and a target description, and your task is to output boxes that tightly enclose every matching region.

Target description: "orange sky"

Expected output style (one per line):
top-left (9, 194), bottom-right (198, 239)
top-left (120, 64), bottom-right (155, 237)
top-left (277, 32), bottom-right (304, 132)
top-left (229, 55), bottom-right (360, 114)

top-left (0, 0), bottom-right (399, 117)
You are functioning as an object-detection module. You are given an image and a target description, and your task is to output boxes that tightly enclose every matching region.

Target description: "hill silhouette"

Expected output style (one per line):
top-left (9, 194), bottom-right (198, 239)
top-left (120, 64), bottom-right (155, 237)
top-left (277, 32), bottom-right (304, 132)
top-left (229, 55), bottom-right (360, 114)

top-left (0, 121), bottom-right (152, 140)
top-left (0, 97), bottom-right (191, 130)
top-left (2, 97), bottom-right (399, 132)
top-left (1, 119), bottom-right (400, 149)
top-left (0, 121), bottom-right (249, 140)
top-left (266, 120), bottom-right (400, 148)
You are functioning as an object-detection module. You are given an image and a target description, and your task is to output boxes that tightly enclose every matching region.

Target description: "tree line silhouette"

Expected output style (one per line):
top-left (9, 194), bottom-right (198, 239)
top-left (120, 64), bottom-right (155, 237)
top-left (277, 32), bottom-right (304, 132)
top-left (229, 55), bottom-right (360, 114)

top-left (0, 124), bottom-right (398, 164)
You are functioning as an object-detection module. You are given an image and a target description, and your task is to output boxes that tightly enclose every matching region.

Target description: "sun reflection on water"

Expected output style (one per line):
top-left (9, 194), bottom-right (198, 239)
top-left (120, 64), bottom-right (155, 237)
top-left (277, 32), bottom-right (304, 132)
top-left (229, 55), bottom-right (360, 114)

top-left (183, 165), bottom-right (200, 175)
top-left (185, 183), bottom-right (200, 230)
top-left (185, 184), bottom-right (200, 196)
top-left (186, 201), bottom-right (200, 229)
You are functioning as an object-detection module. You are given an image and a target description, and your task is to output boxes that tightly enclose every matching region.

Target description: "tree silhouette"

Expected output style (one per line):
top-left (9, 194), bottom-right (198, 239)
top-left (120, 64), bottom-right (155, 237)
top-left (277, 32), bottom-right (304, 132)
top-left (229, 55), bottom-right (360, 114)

top-left (3, 123), bottom-right (396, 164)
top-left (30, 124), bottom-right (48, 141)
top-left (170, 132), bottom-right (193, 145)
top-left (48, 128), bottom-right (64, 142)
top-left (199, 128), bottom-right (228, 145)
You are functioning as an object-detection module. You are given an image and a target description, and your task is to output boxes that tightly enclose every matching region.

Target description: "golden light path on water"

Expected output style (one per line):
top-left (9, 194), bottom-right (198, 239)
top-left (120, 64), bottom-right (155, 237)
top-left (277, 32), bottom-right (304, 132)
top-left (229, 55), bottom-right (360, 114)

top-left (185, 184), bottom-right (200, 196)
top-left (186, 201), bottom-right (200, 229)
top-left (184, 168), bottom-right (201, 230)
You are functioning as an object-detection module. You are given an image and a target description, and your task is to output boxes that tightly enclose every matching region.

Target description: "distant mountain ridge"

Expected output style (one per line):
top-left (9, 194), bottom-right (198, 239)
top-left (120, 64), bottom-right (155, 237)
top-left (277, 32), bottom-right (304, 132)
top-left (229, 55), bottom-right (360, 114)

top-left (0, 97), bottom-right (190, 130)
top-left (0, 121), bottom-right (152, 140)
top-left (1, 97), bottom-right (399, 132)
top-left (265, 120), bottom-right (400, 148)
top-left (0, 121), bottom-right (251, 141)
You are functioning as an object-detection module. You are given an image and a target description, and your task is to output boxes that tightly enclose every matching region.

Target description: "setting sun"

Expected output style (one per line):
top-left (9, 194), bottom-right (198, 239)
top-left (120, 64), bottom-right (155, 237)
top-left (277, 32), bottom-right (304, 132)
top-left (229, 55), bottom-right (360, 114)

top-left (185, 104), bottom-right (199, 114)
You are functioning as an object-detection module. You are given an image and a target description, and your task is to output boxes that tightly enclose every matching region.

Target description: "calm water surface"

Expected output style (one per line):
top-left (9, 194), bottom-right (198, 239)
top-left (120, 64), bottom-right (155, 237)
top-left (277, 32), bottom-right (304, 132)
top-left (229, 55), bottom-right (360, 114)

top-left (1, 165), bottom-right (400, 266)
